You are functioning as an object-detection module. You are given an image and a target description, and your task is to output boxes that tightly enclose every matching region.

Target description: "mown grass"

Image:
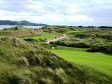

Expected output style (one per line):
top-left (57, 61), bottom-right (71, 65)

top-left (51, 46), bottom-right (112, 77)
top-left (24, 33), bottom-right (59, 40)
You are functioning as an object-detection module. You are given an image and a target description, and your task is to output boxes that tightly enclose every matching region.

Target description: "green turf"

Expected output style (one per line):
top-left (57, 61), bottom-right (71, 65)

top-left (24, 33), bottom-right (58, 40)
top-left (51, 47), bottom-right (112, 77)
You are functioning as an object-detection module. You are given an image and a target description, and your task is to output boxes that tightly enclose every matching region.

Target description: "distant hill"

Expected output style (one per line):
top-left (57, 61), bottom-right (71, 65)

top-left (0, 20), bottom-right (48, 26)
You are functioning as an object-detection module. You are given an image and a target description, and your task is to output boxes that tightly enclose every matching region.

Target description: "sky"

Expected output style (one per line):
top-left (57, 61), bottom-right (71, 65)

top-left (0, 0), bottom-right (112, 26)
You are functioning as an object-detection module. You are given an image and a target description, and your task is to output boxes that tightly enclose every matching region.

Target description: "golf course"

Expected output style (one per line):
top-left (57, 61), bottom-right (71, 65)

top-left (0, 0), bottom-right (112, 83)
top-left (0, 25), bottom-right (112, 83)
top-left (51, 47), bottom-right (112, 77)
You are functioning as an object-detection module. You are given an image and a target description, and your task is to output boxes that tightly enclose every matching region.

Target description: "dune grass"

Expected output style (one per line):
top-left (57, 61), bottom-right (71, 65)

top-left (66, 30), bottom-right (80, 34)
top-left (51, 46), bottom-right (112, 77)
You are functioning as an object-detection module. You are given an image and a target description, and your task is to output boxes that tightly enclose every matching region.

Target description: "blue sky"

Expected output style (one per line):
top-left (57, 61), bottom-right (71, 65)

top-left (0, 0), bottom-right (112, 26)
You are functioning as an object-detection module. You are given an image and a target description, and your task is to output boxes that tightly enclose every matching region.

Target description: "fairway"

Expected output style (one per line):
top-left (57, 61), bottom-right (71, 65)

top-left (51, 47), bottom-right (112, 77)
top-left (24, 33), bottom-right (58, 40)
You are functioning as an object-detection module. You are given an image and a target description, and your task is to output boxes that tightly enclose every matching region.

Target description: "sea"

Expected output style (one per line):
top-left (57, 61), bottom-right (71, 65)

top-left (0, 25), bottom-right (43, 30)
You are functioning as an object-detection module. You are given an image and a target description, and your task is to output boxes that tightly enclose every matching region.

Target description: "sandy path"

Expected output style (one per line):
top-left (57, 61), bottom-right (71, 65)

top-left (46, 34), bottom-right (67, 43)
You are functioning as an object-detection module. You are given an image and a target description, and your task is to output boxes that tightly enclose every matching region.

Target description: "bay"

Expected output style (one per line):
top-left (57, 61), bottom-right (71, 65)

top-left (0, 25), bottom-right (43, 30)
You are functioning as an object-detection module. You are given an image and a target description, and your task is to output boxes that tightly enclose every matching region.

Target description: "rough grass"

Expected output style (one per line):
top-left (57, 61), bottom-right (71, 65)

top-left (51, 46), bottom-right (112, 77)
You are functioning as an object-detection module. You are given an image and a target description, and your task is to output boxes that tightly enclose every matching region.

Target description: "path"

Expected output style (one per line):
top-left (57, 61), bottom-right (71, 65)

top-left (46, 34), bottom-right (67, 43)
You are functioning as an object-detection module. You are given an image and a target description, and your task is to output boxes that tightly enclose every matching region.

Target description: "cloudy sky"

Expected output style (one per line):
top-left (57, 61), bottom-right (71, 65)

top-left (0, 0), bottom-right (112, 26)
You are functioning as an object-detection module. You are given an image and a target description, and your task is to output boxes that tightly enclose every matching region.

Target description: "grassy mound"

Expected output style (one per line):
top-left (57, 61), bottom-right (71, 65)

top-left (0, 36), bottom-right (112, 84)
top-left (0, 26), bottom-right (39, 37)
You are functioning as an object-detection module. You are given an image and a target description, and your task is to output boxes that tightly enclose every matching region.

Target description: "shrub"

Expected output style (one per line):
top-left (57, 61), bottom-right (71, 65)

top-left (50, 41), bottom-right (90, 48)
top-left (24, 38), bottom-right (37, 41)
top-left (88, 45), bottom-right (112, 54)
top-left (68, 43), bottom-right (90, 48)
top-left (75, 33), bottom-right (96, 39)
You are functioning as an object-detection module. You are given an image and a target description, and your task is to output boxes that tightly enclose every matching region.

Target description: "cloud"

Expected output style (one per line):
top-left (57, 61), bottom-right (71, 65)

top-left (0, 0), bottom-right (28, 12)
top-left (0, 0), bottom-right (112, 26)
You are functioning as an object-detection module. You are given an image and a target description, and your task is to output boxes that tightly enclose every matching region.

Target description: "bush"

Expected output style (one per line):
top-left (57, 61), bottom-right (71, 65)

top-left (88, 45), bottom-right (112, 54)
top-left (68, 43), bottom-right (90, 48)
top-left (50, 41), bottom-right (68, 46)
top-left (24, 38), bottom-right (37, 41)
top-left (75, 33), bottom-right (96, 39)
top-left (96, 34), bottom-right (112, 40)
top-left (50, 41), bottom-right (90, 48)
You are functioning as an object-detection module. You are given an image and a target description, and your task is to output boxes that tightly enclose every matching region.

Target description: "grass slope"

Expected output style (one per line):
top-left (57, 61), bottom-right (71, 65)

top-left (51, 47), bottom-right (112, 77)
top-left (0, 37), bottom-right (112, 84)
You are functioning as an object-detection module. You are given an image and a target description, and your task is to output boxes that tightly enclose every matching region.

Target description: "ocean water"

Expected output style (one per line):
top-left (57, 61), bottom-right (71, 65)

top-left (0, 25), bottom-right (43, 30)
